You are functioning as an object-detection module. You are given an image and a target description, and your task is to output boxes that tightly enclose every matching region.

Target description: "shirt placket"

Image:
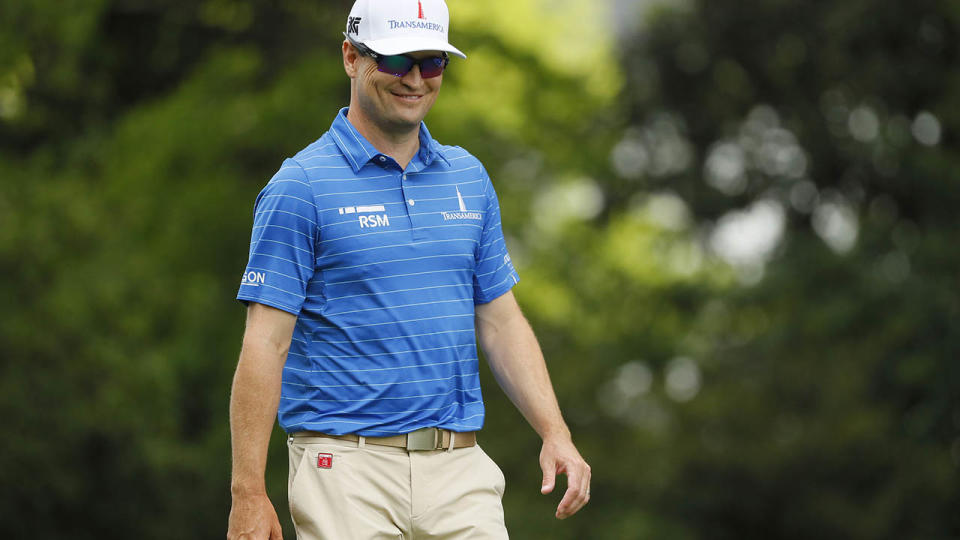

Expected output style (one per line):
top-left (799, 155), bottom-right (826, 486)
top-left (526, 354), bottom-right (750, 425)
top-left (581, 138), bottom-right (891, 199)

top-left (372, 154), bottom-right (418, 242)
top-left (402, 164), bottom-right (429, 242)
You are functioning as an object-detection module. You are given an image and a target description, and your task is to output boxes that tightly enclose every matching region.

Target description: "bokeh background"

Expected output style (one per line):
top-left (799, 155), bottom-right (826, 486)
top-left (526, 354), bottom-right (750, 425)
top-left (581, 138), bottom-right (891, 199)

top-left (2, 0), bottom-right (959, 538)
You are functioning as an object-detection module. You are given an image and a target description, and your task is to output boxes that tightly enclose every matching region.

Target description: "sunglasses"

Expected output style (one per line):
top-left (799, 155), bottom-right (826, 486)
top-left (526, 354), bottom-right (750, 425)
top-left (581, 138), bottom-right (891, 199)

top-left (348, 37), bottom-right (449, 79)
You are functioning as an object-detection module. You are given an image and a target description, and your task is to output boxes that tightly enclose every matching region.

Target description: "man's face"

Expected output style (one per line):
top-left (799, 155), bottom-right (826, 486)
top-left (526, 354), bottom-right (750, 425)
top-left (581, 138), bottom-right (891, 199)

top-left (348, 45), bottom-right (443, 134)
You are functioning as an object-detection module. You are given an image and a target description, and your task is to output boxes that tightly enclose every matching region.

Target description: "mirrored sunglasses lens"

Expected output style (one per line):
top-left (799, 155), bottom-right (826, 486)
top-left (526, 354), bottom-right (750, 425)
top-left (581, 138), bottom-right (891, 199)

top-left (378, 55), bottom-right (414, 77)
top-left (419, 57), bottom-right (446, 79)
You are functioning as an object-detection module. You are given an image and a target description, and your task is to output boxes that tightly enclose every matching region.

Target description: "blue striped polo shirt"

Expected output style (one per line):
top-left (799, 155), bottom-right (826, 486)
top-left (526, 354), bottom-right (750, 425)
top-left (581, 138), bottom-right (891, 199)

top-left (237, 108), bottom-right (519, 436)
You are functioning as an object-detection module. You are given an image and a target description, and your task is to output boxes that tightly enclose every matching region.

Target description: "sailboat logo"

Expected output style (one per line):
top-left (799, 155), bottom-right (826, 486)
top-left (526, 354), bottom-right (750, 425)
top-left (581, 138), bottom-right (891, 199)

top-left (418, 1), bottom-right (425, 19)
top-left (443, 186), bottom-right (482, 221)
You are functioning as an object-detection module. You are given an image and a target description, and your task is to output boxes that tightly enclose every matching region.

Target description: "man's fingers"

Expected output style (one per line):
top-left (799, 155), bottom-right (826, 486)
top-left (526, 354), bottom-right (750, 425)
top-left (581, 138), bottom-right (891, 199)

top-left (555, 487), bottom-right (577, 518)
top-left (270, 520), bottom-right (284, 540)
top-left (539, 439), bottom-right (592, 519)
top-left (557, 485), bottom-right (589, 518)
top-left (540, 456), bottom-right (557, 494)
top-left (575, 464), bottom-right (592, 514)
top-left (554, 461), bottom-right (592, 519)
top-left (554, 469), bottom-right (582, 519)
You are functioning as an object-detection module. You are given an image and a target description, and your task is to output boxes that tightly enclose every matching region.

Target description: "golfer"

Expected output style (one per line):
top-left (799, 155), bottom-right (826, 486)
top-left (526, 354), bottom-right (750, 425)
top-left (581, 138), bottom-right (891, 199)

top-left (227, 0), bottom-right (590, 537)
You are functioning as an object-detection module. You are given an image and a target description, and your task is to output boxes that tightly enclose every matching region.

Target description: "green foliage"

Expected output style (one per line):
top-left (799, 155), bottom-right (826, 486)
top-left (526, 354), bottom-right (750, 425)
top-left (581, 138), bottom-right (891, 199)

top-left (2, 0), bottom-right (958, 538)
top-left (608, 0), bottom-right (960, 538)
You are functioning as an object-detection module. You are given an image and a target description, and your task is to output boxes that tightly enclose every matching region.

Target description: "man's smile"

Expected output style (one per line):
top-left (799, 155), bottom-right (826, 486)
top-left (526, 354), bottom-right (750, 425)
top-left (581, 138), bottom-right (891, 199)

top-left (390, 91), bottom-right (424, 102)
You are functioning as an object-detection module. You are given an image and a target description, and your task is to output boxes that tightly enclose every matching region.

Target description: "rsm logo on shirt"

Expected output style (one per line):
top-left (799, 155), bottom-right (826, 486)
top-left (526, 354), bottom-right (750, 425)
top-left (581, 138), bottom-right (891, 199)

top-left (359, 214), bottom-right (390, 228)
top-left (339, 205), bottom-right (391, 229)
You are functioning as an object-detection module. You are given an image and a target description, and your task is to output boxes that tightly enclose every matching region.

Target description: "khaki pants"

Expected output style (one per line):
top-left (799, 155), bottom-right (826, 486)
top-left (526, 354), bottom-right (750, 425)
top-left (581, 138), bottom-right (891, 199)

top-left (287, 434), bottom-right (509, 539)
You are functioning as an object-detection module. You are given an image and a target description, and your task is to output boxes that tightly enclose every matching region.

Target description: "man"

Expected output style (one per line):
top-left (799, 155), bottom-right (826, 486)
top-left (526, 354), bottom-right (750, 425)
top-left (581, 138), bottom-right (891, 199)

top-left (227, 0), bottom-right (590, 538)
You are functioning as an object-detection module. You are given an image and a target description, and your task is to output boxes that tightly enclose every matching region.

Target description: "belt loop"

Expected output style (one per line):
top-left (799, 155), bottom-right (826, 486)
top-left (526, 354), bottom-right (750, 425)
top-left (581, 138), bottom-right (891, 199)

top-left (358, 436), bottom-right (366, 449)
top-left (446, 431), bottom-right (455, 452)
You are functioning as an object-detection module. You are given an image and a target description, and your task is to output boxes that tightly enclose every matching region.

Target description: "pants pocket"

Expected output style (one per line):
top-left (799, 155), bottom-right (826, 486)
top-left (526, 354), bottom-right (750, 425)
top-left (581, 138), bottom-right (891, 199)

top-left (287, 441), bottom-right (312, 527)
top-left (477, 445), bottom-right (506, 497)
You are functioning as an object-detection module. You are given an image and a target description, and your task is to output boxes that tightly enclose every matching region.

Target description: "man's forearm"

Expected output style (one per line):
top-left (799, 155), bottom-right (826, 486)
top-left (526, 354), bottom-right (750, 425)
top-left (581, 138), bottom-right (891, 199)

top-left (477, 295), bottom-right (569, 441)
top-left (230, 341), bottom-right (286, 494)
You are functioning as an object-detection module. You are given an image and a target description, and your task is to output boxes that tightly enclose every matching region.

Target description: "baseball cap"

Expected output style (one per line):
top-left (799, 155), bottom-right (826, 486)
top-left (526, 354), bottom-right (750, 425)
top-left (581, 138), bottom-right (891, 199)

top-left (344, 0), bottom-right (467, 59)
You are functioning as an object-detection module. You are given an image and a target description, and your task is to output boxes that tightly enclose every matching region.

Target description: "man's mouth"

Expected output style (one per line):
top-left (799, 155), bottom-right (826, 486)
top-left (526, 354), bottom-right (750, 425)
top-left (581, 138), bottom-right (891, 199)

top-left (391, 91), bottom-right (423, 102)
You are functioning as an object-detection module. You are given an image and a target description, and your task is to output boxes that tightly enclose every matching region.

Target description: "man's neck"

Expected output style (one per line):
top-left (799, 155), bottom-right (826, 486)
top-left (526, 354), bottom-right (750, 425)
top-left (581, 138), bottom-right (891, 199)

top-left (346, 107), bottom-right (421, 170)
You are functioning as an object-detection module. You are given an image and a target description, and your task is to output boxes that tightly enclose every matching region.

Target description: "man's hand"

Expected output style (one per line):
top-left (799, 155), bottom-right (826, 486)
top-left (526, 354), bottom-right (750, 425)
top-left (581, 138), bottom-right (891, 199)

top-left (539, 436), bottom-right (591, 519)
top-left (227, 491), bottom-right (283, 540)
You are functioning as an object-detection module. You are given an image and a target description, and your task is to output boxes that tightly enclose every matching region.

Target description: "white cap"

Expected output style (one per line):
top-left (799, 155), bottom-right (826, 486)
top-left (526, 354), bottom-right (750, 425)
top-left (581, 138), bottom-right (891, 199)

top-left (344, 0), bottom-right (466, 59)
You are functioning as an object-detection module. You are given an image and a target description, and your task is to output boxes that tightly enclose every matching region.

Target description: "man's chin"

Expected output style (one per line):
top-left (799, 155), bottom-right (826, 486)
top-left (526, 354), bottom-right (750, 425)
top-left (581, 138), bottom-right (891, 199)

top-left (387, 98), bottom-right (434, 125)
top-left (384, 111), bottom-right (427, 132)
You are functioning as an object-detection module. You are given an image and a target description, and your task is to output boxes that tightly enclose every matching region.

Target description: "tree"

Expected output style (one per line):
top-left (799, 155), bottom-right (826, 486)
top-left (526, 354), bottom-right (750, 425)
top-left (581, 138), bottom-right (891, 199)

top-left (608, 0), bottom-right (960, 537)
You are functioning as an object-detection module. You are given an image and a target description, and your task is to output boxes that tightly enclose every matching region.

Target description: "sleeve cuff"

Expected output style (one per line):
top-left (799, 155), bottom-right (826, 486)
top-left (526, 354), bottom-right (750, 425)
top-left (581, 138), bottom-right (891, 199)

top-left (236, 294), bottom-right (302, 316)
top-left (473, 275), bottom-right (519, 305)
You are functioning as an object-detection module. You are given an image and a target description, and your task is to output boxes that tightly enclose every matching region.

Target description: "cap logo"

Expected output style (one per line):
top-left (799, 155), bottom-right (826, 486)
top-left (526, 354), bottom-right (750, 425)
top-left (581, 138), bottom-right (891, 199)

top-left (418, 1), bottom-right (425, 19)
top-left (347, 16), bottom-right (362, 35)
top-left (387, 18), bottom-right (445, 32)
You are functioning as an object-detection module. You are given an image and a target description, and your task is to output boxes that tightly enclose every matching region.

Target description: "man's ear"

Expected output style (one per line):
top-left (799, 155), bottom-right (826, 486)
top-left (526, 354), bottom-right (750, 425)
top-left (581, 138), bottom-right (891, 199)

top-left (343, 40), bottom-right (360, 78)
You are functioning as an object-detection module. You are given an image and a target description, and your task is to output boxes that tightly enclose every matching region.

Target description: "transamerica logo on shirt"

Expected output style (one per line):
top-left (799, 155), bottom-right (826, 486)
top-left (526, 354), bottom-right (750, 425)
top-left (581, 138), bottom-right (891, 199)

top-left (442, 211), bottom-right (481, 220)
top-left (443, 186), bottom-right (481, 221)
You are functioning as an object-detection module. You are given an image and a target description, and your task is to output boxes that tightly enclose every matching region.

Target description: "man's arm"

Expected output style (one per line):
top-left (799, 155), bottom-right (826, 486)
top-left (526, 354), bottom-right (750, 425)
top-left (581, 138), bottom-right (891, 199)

top-left (227, 303), bottom-right (297, 540)
top-left (475, 291), bottom-right (591, 519)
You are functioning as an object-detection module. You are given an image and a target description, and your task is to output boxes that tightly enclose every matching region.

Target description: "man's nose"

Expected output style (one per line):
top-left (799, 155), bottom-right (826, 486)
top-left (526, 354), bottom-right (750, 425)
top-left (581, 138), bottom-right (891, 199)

top-left (399, 64), bottom-right (424, 85)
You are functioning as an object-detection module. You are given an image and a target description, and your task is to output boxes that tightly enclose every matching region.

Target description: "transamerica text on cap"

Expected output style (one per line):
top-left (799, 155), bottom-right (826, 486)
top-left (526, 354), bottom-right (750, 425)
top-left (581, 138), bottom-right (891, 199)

top-left (387, 20), bottom-right (445, 32)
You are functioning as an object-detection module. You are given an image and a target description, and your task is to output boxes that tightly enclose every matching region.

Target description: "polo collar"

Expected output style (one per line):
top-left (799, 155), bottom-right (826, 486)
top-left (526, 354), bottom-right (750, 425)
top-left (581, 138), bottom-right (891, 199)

top-left (329, 107), bottom-right (451, 173)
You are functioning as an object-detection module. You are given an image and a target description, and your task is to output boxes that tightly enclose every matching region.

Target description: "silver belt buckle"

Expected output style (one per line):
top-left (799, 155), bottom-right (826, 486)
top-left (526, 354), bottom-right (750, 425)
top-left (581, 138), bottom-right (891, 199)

top-left (406, 427), bottom-right (439, 451)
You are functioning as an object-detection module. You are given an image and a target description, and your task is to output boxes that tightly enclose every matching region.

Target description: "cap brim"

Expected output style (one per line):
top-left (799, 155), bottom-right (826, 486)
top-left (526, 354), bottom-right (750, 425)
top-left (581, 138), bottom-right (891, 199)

top-left (364, 36), bottom-right (466, 59)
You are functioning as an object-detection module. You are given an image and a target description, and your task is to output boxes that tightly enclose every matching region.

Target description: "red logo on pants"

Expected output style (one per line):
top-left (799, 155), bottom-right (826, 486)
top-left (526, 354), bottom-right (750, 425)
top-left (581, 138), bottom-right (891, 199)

top-left (317, 453), bottom-right (333, 469)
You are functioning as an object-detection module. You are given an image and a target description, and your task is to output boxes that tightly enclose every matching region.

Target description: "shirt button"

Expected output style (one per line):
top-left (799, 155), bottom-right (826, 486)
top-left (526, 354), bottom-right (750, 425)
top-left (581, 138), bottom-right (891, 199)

top-left (402, 174), bottom-right (407, 181)
top-left (378, 156), bottom-right (386, 162)
top-left (408, 199), bottom-right (415, 206)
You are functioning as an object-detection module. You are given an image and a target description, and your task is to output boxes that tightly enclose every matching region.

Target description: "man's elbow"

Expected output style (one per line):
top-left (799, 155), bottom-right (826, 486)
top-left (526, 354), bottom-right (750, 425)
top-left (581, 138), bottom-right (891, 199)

top-left (240, 302), bottom-right (298, 361)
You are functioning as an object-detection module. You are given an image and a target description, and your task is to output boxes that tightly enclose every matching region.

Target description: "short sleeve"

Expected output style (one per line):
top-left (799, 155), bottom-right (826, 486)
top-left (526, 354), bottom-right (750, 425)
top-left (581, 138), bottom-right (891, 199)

top-left (473, 168), bottom-right (520, 304)
top-left (236, 159), bottom-right (318, 315)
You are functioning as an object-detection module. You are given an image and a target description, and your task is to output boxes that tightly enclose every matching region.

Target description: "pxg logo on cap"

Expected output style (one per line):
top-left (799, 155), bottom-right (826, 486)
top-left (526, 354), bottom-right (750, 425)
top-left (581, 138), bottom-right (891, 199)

top-left (347, 16), bottom-right (362, 35)
top-left (344, 0), bottom-right (467, 59)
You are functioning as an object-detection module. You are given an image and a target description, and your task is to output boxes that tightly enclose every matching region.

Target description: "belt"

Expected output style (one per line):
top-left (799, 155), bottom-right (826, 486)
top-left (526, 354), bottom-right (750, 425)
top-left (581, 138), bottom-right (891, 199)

top-left (292, 427), bottom-right (477, 451)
